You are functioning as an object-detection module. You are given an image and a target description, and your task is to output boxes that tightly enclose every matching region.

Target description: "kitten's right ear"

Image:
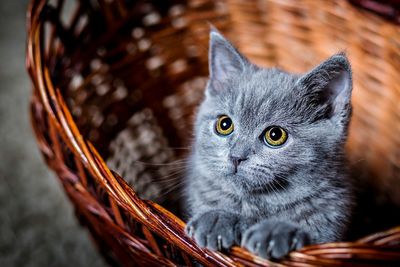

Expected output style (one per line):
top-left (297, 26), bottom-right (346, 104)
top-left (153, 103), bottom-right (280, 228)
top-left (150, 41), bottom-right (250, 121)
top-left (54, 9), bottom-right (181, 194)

top-left (208, 28), bottom-right (249, 88)
top-left (296, 53), bottom-right (352, 128)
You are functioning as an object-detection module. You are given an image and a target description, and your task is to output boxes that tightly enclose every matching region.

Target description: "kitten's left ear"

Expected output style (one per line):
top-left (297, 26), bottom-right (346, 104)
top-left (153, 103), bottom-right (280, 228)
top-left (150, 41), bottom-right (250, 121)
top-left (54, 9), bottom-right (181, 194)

top-left (208, 28), bottom-right (249, 83)
top-left (297, 53), bottom-right (353, 127)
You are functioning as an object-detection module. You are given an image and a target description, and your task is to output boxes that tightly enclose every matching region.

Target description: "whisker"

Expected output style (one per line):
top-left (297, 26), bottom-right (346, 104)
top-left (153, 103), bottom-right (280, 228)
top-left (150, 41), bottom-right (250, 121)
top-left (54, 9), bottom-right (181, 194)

top-left (166, 146), bottom-right (191, 150)
top-left (156, 176), bottom-right (182, 183)
top-left (154, 169), bottom-right (185, 181)
top-left (156, 181), bottom-right (185, 199)
top-left (251, 166), bottom-right (292, 184)
top-left (132, 159), bottom-right (188, 167)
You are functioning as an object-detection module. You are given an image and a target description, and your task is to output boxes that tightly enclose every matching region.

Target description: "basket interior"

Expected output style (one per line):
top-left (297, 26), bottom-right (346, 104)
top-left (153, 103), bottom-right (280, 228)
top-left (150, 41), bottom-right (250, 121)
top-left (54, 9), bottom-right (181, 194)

top-left (36, 0), bottom-right (400, 261)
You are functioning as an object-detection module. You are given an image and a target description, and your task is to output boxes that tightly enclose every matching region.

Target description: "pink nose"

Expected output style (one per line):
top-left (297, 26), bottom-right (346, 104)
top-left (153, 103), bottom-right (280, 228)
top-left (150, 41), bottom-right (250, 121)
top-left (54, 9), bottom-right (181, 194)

top-left (229, 155), bottom-right (249, 173)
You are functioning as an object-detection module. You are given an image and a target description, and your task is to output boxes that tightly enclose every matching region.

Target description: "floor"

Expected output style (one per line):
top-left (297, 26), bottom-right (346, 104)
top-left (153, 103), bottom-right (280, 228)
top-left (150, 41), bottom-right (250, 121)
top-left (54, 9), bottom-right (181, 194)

top-left (0, 1), bottom-right (106, 266)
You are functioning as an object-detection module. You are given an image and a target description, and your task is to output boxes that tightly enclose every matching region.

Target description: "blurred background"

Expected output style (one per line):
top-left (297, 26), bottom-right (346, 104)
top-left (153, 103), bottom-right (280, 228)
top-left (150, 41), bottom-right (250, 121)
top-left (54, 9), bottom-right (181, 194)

top-left (0, 1), bottom-right (105, 266)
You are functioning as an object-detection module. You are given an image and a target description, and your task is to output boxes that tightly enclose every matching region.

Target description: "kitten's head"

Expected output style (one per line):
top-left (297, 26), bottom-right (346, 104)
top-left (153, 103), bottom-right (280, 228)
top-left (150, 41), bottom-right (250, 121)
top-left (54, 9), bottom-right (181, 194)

top-left (193, 29), bottom-right (352, 193)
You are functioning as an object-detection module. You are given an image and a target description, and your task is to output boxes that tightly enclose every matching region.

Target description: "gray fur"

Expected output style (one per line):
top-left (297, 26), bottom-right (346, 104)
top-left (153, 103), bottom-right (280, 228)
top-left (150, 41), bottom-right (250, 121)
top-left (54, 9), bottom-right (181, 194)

top-left (184, 29), bottom-right (354, 259)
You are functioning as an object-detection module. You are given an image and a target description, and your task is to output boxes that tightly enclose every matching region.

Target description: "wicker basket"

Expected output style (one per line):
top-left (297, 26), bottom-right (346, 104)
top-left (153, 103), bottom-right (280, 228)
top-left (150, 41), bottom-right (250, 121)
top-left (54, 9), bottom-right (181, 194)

top-left (26, 0), bottom-right (400, 266)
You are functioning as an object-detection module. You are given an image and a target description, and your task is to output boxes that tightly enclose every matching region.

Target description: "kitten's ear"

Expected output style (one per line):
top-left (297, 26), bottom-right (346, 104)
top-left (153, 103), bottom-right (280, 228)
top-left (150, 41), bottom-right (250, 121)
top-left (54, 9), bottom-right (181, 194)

top-left (208, 28), bottom-right (249, 84)
top-left (297, 53), bottom-right (353, 127)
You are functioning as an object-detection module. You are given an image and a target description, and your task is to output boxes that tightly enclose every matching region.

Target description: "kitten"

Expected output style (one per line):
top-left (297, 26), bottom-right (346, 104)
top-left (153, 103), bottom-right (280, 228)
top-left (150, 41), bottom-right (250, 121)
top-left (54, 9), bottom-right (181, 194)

top-left (184, 29), bottom-right (354, 260)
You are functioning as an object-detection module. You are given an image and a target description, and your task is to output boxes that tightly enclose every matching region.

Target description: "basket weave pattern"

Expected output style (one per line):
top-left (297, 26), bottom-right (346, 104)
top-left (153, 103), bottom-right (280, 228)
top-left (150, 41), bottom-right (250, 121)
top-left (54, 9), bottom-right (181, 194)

top-left (27, 0), bottom-right (400, 266)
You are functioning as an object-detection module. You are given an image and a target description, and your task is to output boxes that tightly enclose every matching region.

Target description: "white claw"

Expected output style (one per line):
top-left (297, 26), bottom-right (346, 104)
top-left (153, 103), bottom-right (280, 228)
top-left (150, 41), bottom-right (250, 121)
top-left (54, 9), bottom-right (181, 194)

top-left (217, 235), bottom-right (222, 250)
top-left (266, 240), bottom-right (275, 255)
top-left (291, 237), bottom-right (298, 250)
top-left (188, 226), bottom-right (194, 237)
top-left (255, 242), bottom-right (261, 254)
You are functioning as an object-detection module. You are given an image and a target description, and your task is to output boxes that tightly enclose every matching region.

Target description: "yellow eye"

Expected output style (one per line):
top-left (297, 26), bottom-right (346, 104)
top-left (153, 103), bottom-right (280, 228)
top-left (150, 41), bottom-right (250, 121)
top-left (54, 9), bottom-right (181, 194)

top-left (215, 115), bottom-right (234, 136)
top-left (264, 126), bottom-right (288, 147)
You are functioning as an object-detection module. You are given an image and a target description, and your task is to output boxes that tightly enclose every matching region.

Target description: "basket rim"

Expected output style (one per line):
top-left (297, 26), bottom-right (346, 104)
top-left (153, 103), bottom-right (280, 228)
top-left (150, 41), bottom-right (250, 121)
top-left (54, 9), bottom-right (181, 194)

top-left (26, 0), bottom-right (400, 266)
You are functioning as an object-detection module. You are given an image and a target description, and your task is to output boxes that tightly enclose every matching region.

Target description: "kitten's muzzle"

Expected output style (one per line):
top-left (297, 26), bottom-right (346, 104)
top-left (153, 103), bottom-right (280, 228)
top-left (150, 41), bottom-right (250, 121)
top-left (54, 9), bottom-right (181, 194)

top-left (229, 155), bottom-right (249, 174)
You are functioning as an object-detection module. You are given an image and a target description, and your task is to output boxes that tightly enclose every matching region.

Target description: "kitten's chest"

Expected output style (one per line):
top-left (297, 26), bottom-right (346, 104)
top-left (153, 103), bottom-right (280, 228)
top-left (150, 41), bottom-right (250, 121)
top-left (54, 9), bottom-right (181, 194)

top-left (239, 199), bottom-right (265, 217)
top-left (216, 193), bottom-right (275, 218)
top-left (192, 173), bottom-right (278, 217)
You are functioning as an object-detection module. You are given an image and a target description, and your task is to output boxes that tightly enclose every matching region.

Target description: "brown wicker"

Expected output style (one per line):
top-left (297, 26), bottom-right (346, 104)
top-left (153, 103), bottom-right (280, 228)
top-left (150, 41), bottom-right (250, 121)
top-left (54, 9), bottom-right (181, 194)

top-left (26, 0), bottom-right (400, 266)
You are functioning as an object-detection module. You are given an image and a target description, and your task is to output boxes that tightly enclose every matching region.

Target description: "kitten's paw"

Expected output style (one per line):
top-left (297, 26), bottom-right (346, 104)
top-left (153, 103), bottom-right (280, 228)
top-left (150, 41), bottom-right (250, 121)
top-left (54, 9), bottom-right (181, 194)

top-left (241, 221), bottom-right (310, 260)
top-left (185, 211), bottom-right (241, 251)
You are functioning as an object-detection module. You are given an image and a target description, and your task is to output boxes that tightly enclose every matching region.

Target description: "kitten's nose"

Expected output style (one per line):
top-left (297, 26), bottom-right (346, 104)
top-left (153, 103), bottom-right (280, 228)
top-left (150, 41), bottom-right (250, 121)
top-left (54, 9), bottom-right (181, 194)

top-left (229, 155), bottom-right (248, 174)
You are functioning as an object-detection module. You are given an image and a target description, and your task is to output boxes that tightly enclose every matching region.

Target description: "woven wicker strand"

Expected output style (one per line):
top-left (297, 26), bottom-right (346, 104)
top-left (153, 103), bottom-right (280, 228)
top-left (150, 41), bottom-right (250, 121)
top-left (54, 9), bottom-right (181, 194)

top-left (27, 0), bottom-right (400, 266)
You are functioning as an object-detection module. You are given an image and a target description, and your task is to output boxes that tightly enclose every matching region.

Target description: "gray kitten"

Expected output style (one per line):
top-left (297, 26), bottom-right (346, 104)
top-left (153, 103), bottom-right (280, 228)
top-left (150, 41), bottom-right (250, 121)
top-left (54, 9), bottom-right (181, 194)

top-left (184, 29), bottom-right (354, 260)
